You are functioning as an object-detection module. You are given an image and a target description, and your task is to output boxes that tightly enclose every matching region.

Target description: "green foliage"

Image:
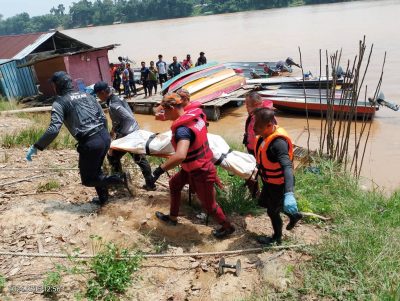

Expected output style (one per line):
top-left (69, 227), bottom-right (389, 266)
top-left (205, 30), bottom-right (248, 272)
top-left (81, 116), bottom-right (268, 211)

top-left (293, 160), bottom-right (400, 300)
top-left (42, 270), bottom-right (62, 297)
top-left (216, 167), bottom-right (262, 216)
top-left (85, 242), bottom-right (142, 300)
top-left (0, 274), bottom-right (5, 292)
top-left (0, 0), bottom-right (354, 35)
top-left (37, 180), bottom-right (61, 192)
top-left (43, 238), bottom-right (142, 301)
top-left (0, 127), bottom-right (75, 149)
top-left (0, 99), bottom-right (18, 111)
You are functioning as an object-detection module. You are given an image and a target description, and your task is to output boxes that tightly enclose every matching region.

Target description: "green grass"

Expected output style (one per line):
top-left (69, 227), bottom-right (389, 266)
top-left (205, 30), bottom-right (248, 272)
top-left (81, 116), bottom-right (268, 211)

top-left (216, 167), bottom-right (262, 216)
top-left (0, 274), bottom-right (5, 292)
top-left (42, 270), bottom-right (62, 297)
top-left (0, 99), bottom-right (18, 111)
top-left (0, 113), bottom-right (76, 149)
top-left (50, 237), bottom-right (143, 301)
top-left (37, 180), bottom-right (61, 192)
top-left (291, 159), bottom-right (400, 300)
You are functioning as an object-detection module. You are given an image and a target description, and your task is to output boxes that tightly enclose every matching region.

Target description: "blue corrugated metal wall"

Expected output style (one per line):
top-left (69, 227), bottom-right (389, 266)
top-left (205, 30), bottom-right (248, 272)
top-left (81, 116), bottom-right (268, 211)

top-left (0, 59), bottom-right (38, 100)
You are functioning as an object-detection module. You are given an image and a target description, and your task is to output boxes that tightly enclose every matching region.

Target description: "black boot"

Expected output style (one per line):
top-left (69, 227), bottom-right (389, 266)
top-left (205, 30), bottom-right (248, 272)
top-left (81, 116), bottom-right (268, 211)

top-left (256, 234), bottom-right (282, 246)
top-left (212, 223), bottom-right (235, 239)
top-left (107, 154), bottom-right (123, 174)
top-left (93, 186), bottom-right (109, 205)
top-left (133, 154), bottom-right (156, 191)
top-left (286, 212), bottom-right (303, 230)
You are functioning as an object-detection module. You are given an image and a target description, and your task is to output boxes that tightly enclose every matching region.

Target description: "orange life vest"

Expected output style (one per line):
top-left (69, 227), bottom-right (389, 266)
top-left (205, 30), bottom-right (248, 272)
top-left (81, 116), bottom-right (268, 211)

top-left (171, 108), bottom-right (213, 172)
top-left (254, 126), bottom-right (293, 185)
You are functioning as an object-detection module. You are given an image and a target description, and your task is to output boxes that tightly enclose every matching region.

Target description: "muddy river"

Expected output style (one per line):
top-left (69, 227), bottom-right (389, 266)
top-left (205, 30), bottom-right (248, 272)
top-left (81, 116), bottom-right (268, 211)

top-left (64, 0), bottom-right (400, 191)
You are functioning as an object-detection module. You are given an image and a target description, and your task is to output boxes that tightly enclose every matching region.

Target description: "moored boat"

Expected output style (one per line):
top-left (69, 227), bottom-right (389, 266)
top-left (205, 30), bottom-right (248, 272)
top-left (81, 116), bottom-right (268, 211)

top-left (263, 95), bottom-right (377, 118)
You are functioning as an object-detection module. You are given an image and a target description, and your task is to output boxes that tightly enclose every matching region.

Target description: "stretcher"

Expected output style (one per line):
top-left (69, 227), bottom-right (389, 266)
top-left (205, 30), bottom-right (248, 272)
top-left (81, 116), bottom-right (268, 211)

top-left (110, 130), bottom-right (257, 180)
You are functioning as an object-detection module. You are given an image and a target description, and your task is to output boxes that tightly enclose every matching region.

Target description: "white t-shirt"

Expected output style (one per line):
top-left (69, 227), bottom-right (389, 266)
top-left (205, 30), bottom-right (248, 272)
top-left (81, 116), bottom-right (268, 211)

top-left (156, 60), bottom-right (167, 74)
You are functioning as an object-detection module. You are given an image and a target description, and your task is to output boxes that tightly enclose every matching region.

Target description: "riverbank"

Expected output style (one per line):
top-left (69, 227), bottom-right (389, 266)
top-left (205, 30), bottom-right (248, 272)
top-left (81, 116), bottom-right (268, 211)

top-left (0, 113), bottom-right (399, 300)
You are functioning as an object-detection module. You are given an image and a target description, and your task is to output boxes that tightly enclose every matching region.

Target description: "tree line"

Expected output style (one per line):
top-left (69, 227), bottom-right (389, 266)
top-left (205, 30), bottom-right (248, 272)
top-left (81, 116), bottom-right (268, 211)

top-left (0, 0), bottom-right (354, 36)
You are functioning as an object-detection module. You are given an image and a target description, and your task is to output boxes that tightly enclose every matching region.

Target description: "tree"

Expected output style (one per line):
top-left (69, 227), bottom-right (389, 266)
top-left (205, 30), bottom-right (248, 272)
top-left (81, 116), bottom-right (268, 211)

top-left (69, 0), bottom-right (94, 27)
top-left (50, 4), bottom-right (66, 16)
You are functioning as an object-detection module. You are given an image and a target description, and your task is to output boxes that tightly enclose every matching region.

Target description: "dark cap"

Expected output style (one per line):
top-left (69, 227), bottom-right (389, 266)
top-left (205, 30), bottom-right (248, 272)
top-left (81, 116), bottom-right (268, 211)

top-left (200, 51), bottom-right (205, 55)
top-left (50, 71), bottom-right (70, 83)
top-left (50, 71), bottom-right (73, 95)
top-left (93, 81), bottom-right (109, 93)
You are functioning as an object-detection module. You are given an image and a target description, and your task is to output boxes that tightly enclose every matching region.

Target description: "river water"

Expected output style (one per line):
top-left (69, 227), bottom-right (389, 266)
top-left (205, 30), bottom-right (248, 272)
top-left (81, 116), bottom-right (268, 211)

top-left (63, 0), bottom-right (400, 192)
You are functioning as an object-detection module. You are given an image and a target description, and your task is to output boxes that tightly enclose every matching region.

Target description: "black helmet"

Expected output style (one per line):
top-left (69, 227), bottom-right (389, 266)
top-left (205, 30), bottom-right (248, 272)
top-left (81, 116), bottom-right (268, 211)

top-left (50, 71), bottom-right (73, 95)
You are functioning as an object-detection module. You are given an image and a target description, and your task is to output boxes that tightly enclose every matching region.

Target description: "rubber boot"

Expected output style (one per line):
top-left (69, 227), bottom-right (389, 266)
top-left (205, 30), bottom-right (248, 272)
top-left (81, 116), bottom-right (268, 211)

top-left (212, 222), bottom-right (235, 239)
top-left (286, 212), bottom-right (303, 230)
top-left (107, 154), bottom-right (123, 174)
top-left (93, 186), bottom-right (109, 205)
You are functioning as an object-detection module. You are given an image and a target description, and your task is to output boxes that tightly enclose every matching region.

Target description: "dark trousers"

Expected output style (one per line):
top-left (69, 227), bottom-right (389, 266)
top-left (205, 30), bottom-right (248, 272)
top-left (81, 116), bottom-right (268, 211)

top-left (259, 183), bottom-right (294, 239)
top-left (107, 150), bottom-right (153, 185)
top-left (123, 81), bottom-right (130, 96)
top-left (159, 74), bottom-right (167, 87)
top-left (113, 80), bottom-right (121, 95)
top-left (77, 127), bottom-right (122, 201)
top-left (169, 161), bottom-right (227, 224)
top-left (142, 80), bottom-right (148, 96)
top-left (147, 80), bottom-right (158, 95)
top-left (129, 80), bottom-right (136, 95)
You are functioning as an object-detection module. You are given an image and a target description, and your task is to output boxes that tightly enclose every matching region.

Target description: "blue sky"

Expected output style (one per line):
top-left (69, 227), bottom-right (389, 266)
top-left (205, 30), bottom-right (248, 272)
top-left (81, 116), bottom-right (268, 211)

top-left (1, 0), bottom-right (77, 18)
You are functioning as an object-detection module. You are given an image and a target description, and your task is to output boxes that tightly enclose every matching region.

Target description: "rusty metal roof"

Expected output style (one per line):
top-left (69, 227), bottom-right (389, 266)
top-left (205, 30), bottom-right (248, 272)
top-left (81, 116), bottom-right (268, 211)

top-left (0, 32), bottom-right (54, 60)
top-left (0, 31), bottom-right (92, 60)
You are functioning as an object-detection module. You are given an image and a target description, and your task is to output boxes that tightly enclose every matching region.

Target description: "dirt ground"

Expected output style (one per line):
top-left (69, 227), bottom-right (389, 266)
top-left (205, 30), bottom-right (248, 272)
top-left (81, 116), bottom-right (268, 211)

top-left (0, 117), bottom-right (323, 301)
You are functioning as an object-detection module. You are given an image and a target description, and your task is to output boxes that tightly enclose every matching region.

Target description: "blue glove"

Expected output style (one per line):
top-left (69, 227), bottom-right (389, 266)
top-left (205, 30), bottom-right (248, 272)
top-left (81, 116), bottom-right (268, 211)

top-left (26, 145), bottom-right (37, 162)
top-left (283, 192), bottom-right (299, 215)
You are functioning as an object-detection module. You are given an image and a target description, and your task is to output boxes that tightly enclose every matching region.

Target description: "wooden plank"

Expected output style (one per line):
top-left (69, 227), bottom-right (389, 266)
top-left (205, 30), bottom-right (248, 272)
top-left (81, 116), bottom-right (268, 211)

top-left (0, 106), bottom-right (53, 115)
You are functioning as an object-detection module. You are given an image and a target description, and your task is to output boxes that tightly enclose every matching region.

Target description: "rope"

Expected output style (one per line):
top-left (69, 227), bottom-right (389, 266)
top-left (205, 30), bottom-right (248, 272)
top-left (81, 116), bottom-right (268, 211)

top-left (0, 167), bottom-right (79, 171)
top-left (0, 244), bottom-right (309, 259)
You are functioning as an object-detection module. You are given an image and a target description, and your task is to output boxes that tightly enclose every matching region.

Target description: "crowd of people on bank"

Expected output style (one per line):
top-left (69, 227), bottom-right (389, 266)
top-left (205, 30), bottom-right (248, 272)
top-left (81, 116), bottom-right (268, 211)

top-left (109, 52), bottom-right (207, 98)
top-left (25, 65), bottom-right (301, 243)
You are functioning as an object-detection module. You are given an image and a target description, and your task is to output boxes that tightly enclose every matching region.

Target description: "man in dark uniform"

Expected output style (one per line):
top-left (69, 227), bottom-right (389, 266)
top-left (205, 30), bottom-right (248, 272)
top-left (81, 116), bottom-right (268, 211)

top-left (148, 93), bottom-right (235, 239)
top-left (93, 81), bottom-right (156, 191)
top-left (253, 108), bottom-right (302, 245)
top-left (26, 71), bottom-right (134, 205)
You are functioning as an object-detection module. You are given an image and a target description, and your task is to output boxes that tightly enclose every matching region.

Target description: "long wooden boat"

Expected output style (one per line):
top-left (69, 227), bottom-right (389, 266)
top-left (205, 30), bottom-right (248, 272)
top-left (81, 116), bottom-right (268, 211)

top-left (168, 64), bottom-right (226, 92)
top-left (191, 75), bottom-right (246, 104)
top-left (183, 69), bottom-right (237, 94)
top-left (263, 95), bottom-right (377, 118)
top-left (161, 62), bottom-right (218, 93)
top-left (247, 76), bottom-right (346, 89)
top-left (258, 88), bottom-right (351, 99)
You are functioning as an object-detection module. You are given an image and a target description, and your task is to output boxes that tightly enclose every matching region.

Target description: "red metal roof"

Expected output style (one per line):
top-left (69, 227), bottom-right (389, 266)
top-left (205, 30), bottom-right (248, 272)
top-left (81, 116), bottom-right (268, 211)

top-left (0, 32), bottom-right (46, 59)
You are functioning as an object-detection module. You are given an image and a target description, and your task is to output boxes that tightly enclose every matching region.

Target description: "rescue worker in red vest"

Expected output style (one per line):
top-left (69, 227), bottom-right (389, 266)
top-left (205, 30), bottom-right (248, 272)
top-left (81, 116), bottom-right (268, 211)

top-left (154, 88), bottom-right (202, 121)
top-left (253, 107), bottom-right (302, 245)
top-left (243, 92), bottom-right (274, 156)
top-left (148, 93), bottom-right (235, 239)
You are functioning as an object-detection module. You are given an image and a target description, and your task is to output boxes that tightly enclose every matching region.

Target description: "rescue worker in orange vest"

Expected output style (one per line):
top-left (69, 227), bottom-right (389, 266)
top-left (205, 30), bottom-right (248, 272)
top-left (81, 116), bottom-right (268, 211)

top-left (148, 93), bottom-right (235, 239)
top-left (253, 107), bottom-right (302, 245)
top-left (243, 92), bottom-right (274, 156)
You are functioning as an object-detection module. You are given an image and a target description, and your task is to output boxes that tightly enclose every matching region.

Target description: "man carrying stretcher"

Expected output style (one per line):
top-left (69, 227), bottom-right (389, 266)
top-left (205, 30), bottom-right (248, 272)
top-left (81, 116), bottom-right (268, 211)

top-left (148, 93), bottom-right (235, 239)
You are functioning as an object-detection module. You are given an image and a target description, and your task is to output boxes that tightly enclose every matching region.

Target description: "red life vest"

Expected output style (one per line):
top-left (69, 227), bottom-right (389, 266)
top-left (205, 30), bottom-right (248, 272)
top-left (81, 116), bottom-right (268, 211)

top-left (171, 108), bottom-right (213, 172)
top-left (244, 100), bottom-right (274, 151)
top-left (184, 101), bottom-right (202, 112)
top-left (254, 126), bottom-right (294, 185)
